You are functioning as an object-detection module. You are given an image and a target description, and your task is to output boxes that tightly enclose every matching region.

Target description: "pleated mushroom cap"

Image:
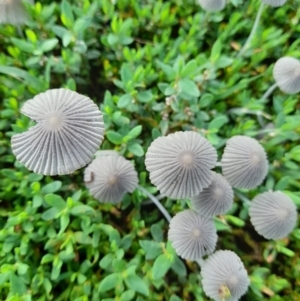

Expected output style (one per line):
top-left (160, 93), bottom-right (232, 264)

top-left (84, 154), bottom-right (138, 203)
top-left (221, 135), bottom-right (268, 189)
top-left (198, 0), bottom-right (226, 12)
top-left (11, 88), bottom-right (104, 175)
top-left (168, 209), bottom-right (217, 261)
top-left (201, 250), bottom-right (250, 301)
top-left (261, 0), bottom-right (287, 7)
top-left (0, 0), bottom-right (29, 25)
top-left (191, 172), bottom-right (234, 217)
top-left (273, 56), bottom-right (300, 94)
top-left (145, 131), bottom-right (217, 199)
top-left (249, 191), bottom-right (297, 240)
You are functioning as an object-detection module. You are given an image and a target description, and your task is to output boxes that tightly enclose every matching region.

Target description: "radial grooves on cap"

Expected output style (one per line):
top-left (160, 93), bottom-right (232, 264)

top-left (261, 0), bottom-right (287, 7)
top-left (198, 0), bottom-right (226, 12)
top-left (273, 56), bottom-right (300, 94)
top-left (249, 191), bottom-right (297, 240)
top-left (168, 209), bottom-right (217, 261)
top-left (201, 250), bottom-right (250, 301)
top-left (11, 88), bottom-right (104, 175)
top-left (84, 155), bottom-right (138, 203)
top-left (191, 172), bottom-right (234, 217)
top-left (145, 131), bottom-right (217, 199)
top-left (221, 135), bottom-right (268, 189)
top-left (0, 0), bottom-right (29, 25)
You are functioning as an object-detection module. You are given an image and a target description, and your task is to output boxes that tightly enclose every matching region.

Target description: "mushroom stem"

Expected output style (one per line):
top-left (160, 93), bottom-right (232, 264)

top-left (237, 2), bottom-right (264, 57)
top-left (261, 83), bottom-right (277, 100)
top-left (141, 193), bottom-right (165, 205)
top-left (234, 190), bottom-right (251, 205)
top-left (137, 185), bottom-right (172, 222)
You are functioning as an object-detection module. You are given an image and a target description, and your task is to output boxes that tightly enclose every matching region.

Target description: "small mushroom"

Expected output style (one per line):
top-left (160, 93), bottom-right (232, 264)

top-left (197, 0), bottom-right (226, 12)
top-left (273, 56), bottom-right (300, 94)
top-left (145, 131), bottom-right (217, 199)
top-left (0, 0), bottom-right (29, 25)
top-left (11, 88), bottom-right (105, 175)
top-left (261, 0), bottom-right (287, 7)
top-left (201, 250), bottom-right (250, 301)
top-left (191, 172), bottom-right (234, 217)
top-left (221, 135), bottom-right (268, 189)
top-left (84, 153), bottom-right (138, 203)
top-left (168, 209), bottom-right (217, 261)
top-left (249, 191), bottom-right (297, 240)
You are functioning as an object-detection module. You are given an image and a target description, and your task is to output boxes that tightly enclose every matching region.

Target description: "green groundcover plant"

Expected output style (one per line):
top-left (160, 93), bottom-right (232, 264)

top-left (0, 0), bottom-right (299, 301)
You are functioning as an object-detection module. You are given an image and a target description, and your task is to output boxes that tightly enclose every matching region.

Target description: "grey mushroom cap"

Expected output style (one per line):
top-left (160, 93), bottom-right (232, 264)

top-left (197, 0), bottom-right (226, 12)
top-left (145, 131), bottom-right (217, 199)
top-left (0, 0), bottom-right (29, 25)
top-left (201, 250), bottom-right (250, 301)
top-left (261, 0), bottom-right (287, 7)
top-left (84, 154), bottom-right (138, 203)
top-left (191, 172), bottom-right (234, 217)
top-left (273, 56), bottom-right (300, 94)
top-left (168, 209), bottom-right (217, 261)
top-left (249, 191), bottom-right (297, 240)
top-left (11, 88), bottom-right (104, 175)
top-left (221, 135), bottom-right (268, 189)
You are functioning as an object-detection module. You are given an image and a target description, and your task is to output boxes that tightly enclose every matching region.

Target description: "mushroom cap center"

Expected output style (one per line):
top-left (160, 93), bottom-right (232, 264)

top-left (192, 228), bottom-right (201, 238)
top-left (108, 174), bottom-right (118, 185)
top-left (45, 114), bottom-right (63, 130)
top-left (213, 187), bottom-right (223, 198)
top-left (293, 65), bottom-right (300, 77)
top-left (228, 274), bottom-right (238, 286)
top-left (276, 208), bottom-right (289, 220)
top-left (180, 152), bottom-right (194, 167)
top-left (250, 152), bottom-right (261, 165)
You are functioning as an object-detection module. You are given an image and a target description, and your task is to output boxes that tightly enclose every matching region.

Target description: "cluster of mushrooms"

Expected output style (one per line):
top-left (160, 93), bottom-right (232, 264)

top-left (11, 88), bottom-right (298, 301)
top-left (3, 0), bottom-right (299, 301)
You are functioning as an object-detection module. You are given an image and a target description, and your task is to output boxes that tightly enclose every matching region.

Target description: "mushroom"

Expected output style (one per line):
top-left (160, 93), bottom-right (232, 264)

top-left (221, 135), bottom-right (268, 189)
top-left (11, 88), bottom-right (104, 175)
top-left (0, 0), bottom-right (29, 25)
top-left (261, 0), bottom-right (287, 7)
top-left (145, 131), bottom-right (217, 199)
top-left (84, 152), bottom-right (138, 203)
top-left (249, 191), bottom-right (297, 240)
top-left (201, 250), bottom-right (250, 301)
top-left (197, 0), bottom-right (226, 12)
top-left (168, 209), bottom-right (217, 261)
top-left (191, 172), bottom-right (234, 217)
top-left (273, 56), bottom-right (300, 94)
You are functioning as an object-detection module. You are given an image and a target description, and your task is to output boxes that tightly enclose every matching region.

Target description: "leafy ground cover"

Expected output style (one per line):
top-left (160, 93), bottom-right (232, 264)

top-left (0, 0), bottom-right (299, 300)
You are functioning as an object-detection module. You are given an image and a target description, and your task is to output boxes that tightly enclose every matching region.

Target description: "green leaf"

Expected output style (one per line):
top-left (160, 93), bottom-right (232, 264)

top-left (139, 240), bottom-right (162, 260)
top-left (120, 64), bottom-right (132, 84)
top-left (137, 91), bottom-right (153, 103)
top-left (118, 94), bottom-right (132, 108)
top-left (74, 231), bottom-right (93, 245)
top-left (71, 205), bottom-right (96, 216)
top-left (180, 60), bottom-right (197, 77)
top-left (10, 273), bottom-right (27, 295)
top-left (178, 78), bottom-right (200, 97)
top-left (225, 215), bottom-right (245, 227)
top-left (210, 39), bottom-right (222, 62)
top-left (128, 143), bottom-right (144, 156)
top-left (150, 224), bottom-right (163, 242)
top-left (41, 38), bottom-right (59, 52)
top-left (98, 273), bottom-right (120, 293)
top-left (171, 255), bottom-right (187, 277)
top-left (11, 38), bottom-right (35, 53)
top-left (0, 65), bottom-right (44, 88)
top-left (106, 131), bottom-right (123, 145)
top-left (41, 181), bottom-right (62, 194)
top-left (100, 254), bottom-right (114, 270)
top-left (127, 125), bottom-right (142, 140)
top-left (45, 194), bottom-right (66, 211)
top-left (42, 207), bottom-right (60, 221)
top-left (59, 213), bottom-right (70, 235)
top-left (152, 253), bottom-right (172, 279)
top-left (120, 289), bottom-right (135, 301)
top-left (61, 0), bottom-right (74, 28)
top-left (73, 17), bottom-right (92, 35)
top-left (125, 275), bottom-right (149, 296)
top-left (208, 116), bottom-right (228, 131)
